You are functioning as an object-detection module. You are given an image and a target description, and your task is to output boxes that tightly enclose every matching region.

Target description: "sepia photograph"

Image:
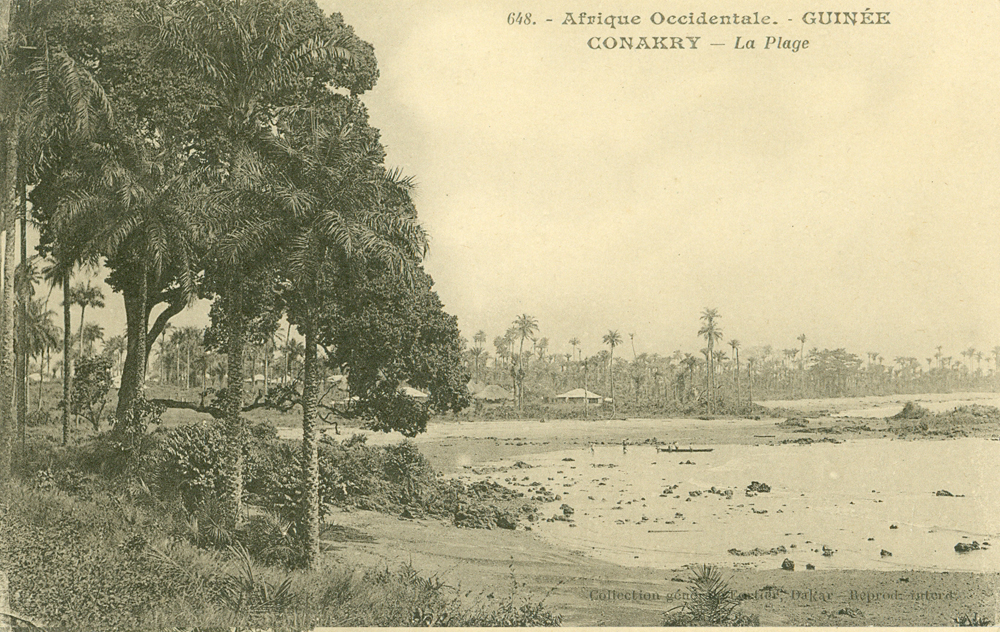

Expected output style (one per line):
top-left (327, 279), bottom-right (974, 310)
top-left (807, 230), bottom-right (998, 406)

top-left (0, 0), bottom-right (997, 628)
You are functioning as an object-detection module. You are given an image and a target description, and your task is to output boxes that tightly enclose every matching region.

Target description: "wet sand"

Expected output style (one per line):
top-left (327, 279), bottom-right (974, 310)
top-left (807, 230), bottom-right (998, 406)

top-left (329, 506), bottom-right (1000, 626)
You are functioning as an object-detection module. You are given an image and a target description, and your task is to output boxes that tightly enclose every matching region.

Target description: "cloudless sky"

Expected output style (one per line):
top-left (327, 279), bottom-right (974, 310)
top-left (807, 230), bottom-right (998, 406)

top-left (72, 0), bottom-right (1000, 363)
top-left (317, 0), bottom-right (1000, 361)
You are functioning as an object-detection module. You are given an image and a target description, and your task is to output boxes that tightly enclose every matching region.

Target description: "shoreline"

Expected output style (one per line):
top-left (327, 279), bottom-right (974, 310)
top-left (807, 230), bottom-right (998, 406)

top-left (321, 395), bottom-right (1000, 626)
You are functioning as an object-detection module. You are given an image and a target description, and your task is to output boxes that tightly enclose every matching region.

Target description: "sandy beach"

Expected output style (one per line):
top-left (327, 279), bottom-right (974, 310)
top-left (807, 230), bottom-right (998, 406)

top-left (317, 394), bottom-right (1000, 626)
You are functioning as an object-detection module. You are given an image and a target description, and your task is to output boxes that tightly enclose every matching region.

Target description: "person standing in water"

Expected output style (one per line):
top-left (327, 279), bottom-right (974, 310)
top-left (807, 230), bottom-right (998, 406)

top-left (622, 439), bottom-right (628, 454)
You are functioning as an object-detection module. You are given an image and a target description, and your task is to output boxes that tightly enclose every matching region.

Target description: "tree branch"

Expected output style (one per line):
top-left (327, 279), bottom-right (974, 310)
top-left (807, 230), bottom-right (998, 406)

top-left (146, 296), bottom-right (186, 357)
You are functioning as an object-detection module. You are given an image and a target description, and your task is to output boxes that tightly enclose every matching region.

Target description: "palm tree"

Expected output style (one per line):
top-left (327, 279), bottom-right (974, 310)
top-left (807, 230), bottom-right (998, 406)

top-left (698, 308), bottom-right (722, 413)
top-left (569, 337), bottom-right (580, 362)
top-left (265, 102), bottom-right (426, 567)
top-left (513, 314), bottom-right (538, 409)
top-left (23, 297), bottom-right (57, 411)
top-left (149, 0), bottom-right (356, 533)
top-left (729, 339), bottom-right (741, 409)
top-left (67, 280), bottom-right (104, 360)
top-left (603, 330), bottom-right (622, 417)
top-left (0, 0), bottom-right (110, 475)
top-left (80, 322), bottom-right (104, 357)
top-left (472, 329), bottom-right (486, 381)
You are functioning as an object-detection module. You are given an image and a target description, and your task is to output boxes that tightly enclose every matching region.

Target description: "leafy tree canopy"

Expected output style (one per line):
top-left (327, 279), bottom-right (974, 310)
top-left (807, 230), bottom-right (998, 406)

top-left (311, 263), bottom-right (470, 437)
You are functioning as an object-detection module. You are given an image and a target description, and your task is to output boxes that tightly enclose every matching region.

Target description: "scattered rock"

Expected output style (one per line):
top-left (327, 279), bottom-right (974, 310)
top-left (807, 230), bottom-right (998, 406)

top-left (822, 545), bottom-right (835, 557)
top-left (935, 490), bottom-right (954, 497)
top-left (512, 460), bottom-right (532, 469)
top-left (781, 558), bottom-right (795, 571)
top-left (880, 549), bottom-right (893, 557)
top-left (728, 546), bottom-right (787, 557)
top-left (747, 481), bottom-right (771, 493)
top-left (560, 503), bottom-right (575, 517)
top-left (777, 417), bottom-right (810, 428)
top-left (806, 564), bottom-right (815, 570)
top-left (955, 541), bottom-right (982, 553)
top-left (837, 607), bottom-right (863, 618)
top-left (562, 458), bottom-right (575, 462)
top-left (889, 524), bottom-right (898, 529)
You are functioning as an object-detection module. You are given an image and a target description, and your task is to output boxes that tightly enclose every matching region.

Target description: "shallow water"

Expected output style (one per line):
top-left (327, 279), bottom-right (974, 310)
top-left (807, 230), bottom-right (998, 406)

top-left (478, 438), bottom-right (1000, 573)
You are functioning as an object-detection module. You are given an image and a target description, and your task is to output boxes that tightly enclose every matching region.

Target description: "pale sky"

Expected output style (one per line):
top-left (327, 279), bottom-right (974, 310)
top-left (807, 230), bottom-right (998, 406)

top-left (76, 0), bottom-right (1000, 362)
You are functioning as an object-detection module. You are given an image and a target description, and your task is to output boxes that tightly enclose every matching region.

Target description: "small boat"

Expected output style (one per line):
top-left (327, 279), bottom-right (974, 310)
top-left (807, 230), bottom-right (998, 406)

top-left (656, 446), bottom-right (714, 453)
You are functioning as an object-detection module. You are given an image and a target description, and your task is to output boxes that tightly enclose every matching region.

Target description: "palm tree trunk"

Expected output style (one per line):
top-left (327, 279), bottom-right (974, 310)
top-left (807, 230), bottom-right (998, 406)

top-left (609, 348), bottom-right (616, 417)
top-left (116, 265), bottom-right (148, 420)
top-left (0, 1), bottom-right (12, 480)
top-left (735, 350), bottom-right (741, 412)
top-left (301, 321), bottom-right (321, 567)
top-left (0, 128), bottom-right (14, 476)
top-left (223, 277), bottom-right (247, 526)
top-left (62, 276), bottom-right (72, 445)
top-left (263, 340), bottom-right (269, 398)
top-left (17, 165), bottom-right (26, 449)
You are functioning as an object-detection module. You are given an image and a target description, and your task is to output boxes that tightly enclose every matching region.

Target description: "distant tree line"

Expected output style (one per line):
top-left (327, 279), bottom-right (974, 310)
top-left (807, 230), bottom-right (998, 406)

top-left (466, 310), bottom-right (1000, 415)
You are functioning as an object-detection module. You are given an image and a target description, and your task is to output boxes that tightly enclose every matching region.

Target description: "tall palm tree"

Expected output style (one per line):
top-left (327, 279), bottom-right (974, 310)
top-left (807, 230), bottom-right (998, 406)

top-left (603, 329), bottom-right (622, 417)
top-left (68, 280), bottom-right (104, 359)
top-left (729, 339), bottom-right (741, 409)
top-left (698, 308), bottom-right (722, 413)
top-left (0, 0), bottom-right (109, 475)
top-left (512, 314), bottom-right (538, 409)
top-left (23, 297), bottom-right (56, 411)
top-left (80, 322), bottom-right (103, 357)
top-left (149, 0), bottom-right (356, 531)
top-left (276, 116), bottom-right (425, 567)
top-left (569, 337), bottom-right (580, 362)
top-left (472, 329), bottom-right (486, 381)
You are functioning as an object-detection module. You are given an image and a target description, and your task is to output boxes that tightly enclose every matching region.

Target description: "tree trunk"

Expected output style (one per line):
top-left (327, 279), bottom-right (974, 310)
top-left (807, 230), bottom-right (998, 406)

top-left (301, 321), bottom-right (320, 567)
top-left (734, 350), bottom-right (741, 413)
top-left (17, 165), bottom-right (26, 449)
top-left (609, 349), bottom-right (616, 417)
top-left (61, 276), bottom-right (72, 445)
top-left (223, 278), bottom-right (246, 526)
top-left (263, 341), bottom-right (269, 398)
top-left (116, 266), bottom-right (149, 420)
top-left (0, 126), bottom-right (16, 477)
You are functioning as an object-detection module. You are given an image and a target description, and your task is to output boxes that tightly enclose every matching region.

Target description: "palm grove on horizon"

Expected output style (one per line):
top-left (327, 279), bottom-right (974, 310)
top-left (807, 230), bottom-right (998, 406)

top-left (471, 309), bottom-right (1000, 416)
top-left (0, 0), bottom-right (469, 566)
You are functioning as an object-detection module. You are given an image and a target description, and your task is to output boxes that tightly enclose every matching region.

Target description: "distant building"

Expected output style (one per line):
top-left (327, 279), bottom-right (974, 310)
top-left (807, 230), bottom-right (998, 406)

top-left (473, 384), bottom-right (514, 402)
top-left (551, 388), bottom-right (604, 404)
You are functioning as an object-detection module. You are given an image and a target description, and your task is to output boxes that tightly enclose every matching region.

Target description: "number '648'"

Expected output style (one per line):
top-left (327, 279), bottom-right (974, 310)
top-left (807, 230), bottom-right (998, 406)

top-left (507, 12), bottom-right (532, 25)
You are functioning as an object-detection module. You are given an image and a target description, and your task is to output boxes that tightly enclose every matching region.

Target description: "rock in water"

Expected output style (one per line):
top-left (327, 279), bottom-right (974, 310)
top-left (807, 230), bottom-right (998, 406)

top-left (781, 558), bottom-right (795, 571)
top-left (880, 549), bottom-right (893, 557)
top-left (935, 490), bottom-right (954, 497)
top-left (955, 541), bottom-right (981, 553)
top-left (747, 481), bottom-right (771, 493)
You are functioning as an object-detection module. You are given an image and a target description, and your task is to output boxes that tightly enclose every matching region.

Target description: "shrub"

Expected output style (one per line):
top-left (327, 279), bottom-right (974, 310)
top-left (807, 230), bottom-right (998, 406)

top-left (72, 356), bottom-right (113, 432)
top-left (664, 565), bottom-right (759, 627)
top-left (158, 421), bottom-right (232, 511)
